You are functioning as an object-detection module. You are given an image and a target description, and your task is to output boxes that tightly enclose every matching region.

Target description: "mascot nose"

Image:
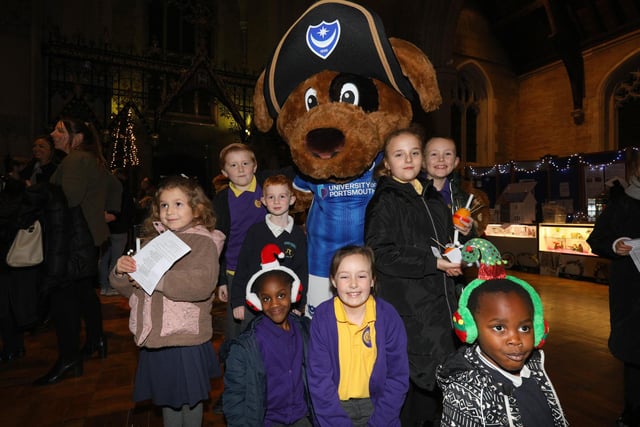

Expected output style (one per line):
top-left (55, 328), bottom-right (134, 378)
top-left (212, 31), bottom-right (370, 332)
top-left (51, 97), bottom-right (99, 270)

top-left (306, 128), bottom-right (345, 159)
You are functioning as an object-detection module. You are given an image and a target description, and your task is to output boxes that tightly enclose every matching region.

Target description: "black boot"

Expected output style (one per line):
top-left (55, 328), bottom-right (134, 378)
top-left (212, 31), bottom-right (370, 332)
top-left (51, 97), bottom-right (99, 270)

top-left (34, 358), bottom-right (83, 385)
top-left (82, 336), bottom-right (107, 360)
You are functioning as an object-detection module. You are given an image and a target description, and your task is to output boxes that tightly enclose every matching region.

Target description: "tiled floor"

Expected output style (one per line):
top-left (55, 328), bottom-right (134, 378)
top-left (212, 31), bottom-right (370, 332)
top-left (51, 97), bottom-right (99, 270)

top-left (0, 272), bottom-right (624, 426)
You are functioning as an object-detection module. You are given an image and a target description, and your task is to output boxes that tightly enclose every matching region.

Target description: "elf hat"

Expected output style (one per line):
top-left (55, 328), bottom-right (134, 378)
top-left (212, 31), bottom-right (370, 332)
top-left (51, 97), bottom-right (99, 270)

top-left (453, 238), bottom-right (549, 348)
top-left (245, 243), bottom-right (303, 311)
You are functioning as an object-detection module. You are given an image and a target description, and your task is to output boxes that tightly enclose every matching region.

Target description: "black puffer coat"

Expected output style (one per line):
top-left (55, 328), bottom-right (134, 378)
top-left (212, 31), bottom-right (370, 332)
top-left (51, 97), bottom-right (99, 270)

top-left (365, 175), bottom-right (463, 391)
top-left (0, 178), bottom-right (25, 273)
top-left (18, 183), bottom-right (96, 292)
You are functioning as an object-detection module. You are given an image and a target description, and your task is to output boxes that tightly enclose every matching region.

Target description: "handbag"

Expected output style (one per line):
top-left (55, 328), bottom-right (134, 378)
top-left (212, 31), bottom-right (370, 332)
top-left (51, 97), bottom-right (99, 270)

top-left (6, 220), bottom-right (44, 267)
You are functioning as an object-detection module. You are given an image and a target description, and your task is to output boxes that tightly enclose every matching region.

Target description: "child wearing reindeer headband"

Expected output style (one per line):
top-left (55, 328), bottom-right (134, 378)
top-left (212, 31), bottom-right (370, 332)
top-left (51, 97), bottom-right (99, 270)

top-left (222, 243), bottom-right (314, 426)
top-left (437, 238), bottom-right (568, 427)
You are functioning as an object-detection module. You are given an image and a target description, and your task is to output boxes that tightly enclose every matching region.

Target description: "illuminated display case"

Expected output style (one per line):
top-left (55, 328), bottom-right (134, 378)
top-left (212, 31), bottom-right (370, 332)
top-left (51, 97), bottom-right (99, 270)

top-left (538, 223), bottom-right (609, 283)
top-left (538, 223), bottom-right (595, 256)
top-left (485, 224), bottom-right (537, 239)
top-left (484, 224), bottom-right (539, 272)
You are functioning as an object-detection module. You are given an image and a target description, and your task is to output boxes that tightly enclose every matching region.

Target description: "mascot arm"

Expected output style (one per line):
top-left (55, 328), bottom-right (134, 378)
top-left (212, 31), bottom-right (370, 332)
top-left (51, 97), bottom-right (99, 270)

top-left (291, 188), bottom-right (313, 214)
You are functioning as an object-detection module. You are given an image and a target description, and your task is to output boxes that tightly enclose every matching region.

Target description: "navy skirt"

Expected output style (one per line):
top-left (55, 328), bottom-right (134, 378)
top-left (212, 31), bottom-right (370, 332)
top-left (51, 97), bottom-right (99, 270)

top-left (133, 342), bottom-right (221, 408)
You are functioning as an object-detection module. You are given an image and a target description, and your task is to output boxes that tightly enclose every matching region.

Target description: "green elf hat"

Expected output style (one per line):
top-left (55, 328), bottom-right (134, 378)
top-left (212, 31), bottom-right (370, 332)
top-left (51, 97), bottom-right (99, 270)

top-left (454, 238), bottom-right (549, 348)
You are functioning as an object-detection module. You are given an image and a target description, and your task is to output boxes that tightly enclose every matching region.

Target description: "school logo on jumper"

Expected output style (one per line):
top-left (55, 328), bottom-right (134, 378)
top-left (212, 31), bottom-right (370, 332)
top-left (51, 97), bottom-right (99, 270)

top-left (306, 20), bottom-right (340, 59)
top-left (362, 325), bottom-right (372, 348)
top-left (283, 241), bottom-right (297, 259)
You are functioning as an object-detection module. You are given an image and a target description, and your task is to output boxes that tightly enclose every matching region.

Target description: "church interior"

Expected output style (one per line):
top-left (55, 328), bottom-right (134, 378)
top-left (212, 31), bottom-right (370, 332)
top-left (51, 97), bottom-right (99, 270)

top-left (1, 0), bottom-right (640, 426)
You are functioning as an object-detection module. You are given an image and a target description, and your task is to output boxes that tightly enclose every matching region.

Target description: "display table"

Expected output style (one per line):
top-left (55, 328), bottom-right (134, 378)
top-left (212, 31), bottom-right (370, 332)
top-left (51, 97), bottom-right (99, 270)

top-left (538, 223), bottom-right (609, 283)
top-left (484, 223), bottom-right (539, 273)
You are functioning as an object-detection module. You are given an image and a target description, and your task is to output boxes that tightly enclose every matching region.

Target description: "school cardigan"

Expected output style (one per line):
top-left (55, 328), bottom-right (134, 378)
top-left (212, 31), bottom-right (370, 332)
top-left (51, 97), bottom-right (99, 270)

top-left (308, 297), bottom-right (409, 427)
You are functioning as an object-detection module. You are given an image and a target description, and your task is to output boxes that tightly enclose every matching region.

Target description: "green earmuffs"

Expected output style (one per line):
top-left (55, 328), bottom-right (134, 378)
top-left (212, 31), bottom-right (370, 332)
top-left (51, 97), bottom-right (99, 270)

top-left (454, 238), bottom-right (549, 348)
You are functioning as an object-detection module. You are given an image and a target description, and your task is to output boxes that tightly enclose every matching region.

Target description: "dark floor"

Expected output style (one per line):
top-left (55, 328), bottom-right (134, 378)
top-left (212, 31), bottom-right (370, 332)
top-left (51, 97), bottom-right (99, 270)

top-left (0, 272), bottom-right (624, 426)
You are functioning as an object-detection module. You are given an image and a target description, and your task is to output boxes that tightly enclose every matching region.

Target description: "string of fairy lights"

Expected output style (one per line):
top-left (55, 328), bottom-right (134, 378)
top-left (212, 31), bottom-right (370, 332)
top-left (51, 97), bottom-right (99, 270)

top-left (466, 147), bottom-right (639, 178)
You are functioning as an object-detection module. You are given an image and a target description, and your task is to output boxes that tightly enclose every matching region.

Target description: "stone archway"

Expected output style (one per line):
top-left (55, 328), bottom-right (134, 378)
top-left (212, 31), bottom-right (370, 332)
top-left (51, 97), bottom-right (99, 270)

top-left (600, 50), bottom-right (640, 150)
top-left (453, 61), bottom-right (493, 165)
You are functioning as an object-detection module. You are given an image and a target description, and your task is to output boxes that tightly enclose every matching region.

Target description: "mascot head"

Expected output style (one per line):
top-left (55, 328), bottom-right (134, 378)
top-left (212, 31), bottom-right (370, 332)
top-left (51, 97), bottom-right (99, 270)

top-left (253, 0), bottom-right (442, 182)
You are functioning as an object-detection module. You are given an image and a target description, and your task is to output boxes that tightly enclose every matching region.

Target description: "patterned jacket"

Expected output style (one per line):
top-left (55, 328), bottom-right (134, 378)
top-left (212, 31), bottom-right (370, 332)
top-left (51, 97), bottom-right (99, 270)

top-left (437, 345), bottom-right (568, 427)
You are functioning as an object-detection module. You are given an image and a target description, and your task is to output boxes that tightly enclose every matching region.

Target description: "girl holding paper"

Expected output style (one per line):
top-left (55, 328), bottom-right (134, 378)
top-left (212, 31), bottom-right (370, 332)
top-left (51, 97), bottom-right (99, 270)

top-left (111, 175), bottom-right (224, 427)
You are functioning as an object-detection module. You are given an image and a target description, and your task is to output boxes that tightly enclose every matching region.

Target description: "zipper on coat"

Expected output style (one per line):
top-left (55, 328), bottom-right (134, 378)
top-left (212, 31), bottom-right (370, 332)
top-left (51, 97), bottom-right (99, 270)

top-left (420, 194), bottom-right (454, 327)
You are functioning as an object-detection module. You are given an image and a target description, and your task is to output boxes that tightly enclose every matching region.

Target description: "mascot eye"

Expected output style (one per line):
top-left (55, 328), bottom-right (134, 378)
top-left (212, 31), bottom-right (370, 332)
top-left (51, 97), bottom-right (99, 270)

top-left (339, 83), bottom-right (359, 105)
top-left (305, 87), bottom-right (319, 111)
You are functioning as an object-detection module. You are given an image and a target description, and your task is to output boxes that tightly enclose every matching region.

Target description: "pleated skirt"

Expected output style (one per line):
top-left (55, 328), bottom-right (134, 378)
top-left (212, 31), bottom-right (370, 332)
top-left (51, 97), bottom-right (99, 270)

top-left (133, 342), bottom-right (221, 408)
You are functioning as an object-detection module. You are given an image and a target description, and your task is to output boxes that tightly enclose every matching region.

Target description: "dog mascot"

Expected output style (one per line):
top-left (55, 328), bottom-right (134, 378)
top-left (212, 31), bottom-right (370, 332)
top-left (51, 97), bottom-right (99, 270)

top-left (253, 0), bottom-right (442, 315)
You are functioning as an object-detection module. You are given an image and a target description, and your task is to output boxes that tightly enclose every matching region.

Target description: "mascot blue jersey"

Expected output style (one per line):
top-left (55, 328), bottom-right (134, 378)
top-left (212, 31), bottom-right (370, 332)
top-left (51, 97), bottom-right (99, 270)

top-left (294, 152), bottom-right (382, 277)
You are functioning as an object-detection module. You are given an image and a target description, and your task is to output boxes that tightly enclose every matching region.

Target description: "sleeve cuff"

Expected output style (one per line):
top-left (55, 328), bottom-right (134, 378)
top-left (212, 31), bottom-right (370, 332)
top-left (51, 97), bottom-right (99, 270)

top-left (612, 237), bottom-right (631, 253)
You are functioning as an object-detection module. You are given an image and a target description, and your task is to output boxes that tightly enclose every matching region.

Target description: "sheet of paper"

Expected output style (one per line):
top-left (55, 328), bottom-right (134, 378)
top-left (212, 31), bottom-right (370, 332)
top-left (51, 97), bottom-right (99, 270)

top-left (625, 239), bottom-right (640, 273)
top-left (630, 248), bottom-right (640, 273)
top-left (128, 230), bottom-right (191, 295)
top-left (625, 238), bottom-right (640, 248)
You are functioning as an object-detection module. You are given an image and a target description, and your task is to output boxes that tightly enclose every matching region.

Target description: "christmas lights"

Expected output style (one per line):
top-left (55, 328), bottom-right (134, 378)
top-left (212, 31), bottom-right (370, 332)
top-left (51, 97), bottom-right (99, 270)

top-left (467, 147), bottom-right (638, 177)
top-left (109, 106), bottom-right (140, 168)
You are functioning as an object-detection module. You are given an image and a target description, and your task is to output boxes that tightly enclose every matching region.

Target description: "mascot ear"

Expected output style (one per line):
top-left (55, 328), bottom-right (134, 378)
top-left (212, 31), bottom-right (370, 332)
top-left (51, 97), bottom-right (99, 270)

top-left (253, 70), bottom-right (274, 132)
top-left (390, 37), bottom-right (442, 113)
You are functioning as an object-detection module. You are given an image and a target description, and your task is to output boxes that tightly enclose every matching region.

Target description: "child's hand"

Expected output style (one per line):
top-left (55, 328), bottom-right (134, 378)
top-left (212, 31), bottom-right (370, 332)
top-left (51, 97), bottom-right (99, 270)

top-left (115, 255), bottom-right (137, 275)
top-left (437, 258), bottom-right (462, 277)
top-left (232, 306), bottom-right (245, 320)
top-left (454, 216), bottom-right (474, 236)
top-left (217, 285), bottom-right (228, 302)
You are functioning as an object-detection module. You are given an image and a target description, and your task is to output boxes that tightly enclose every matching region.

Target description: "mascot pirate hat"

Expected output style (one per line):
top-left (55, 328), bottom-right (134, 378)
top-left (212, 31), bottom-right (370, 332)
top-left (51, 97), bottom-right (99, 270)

top-left (454, 238), bottom-right (549, 348)
top-left (262, 0), bottom-right (415, 117)
top-left (246, 243), bottom-right (303, 311)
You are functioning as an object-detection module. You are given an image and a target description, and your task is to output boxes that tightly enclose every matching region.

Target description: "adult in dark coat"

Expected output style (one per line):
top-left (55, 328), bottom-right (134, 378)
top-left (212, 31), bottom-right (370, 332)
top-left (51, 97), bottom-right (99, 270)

top-left (19, 135), bottom-right (65, 185)
top-left (17, 183), bottom-right (96, 385)
top-left (0, 177), bottom-right (30, 361)
top-left (587, 150), bottom-right (640, 427)
top-left (40, 117), bottom-right (111, 384)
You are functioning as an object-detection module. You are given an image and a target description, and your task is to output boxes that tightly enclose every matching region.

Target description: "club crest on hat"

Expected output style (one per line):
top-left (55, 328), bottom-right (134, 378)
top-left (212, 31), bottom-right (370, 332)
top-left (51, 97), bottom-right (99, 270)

top-left (306, 20), bottom-right (340, 59)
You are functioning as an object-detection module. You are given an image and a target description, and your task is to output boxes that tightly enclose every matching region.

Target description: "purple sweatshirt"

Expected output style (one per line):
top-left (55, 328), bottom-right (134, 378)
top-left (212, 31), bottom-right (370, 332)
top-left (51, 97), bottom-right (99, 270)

top-left (308, 297), bottom-right (409, 427)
